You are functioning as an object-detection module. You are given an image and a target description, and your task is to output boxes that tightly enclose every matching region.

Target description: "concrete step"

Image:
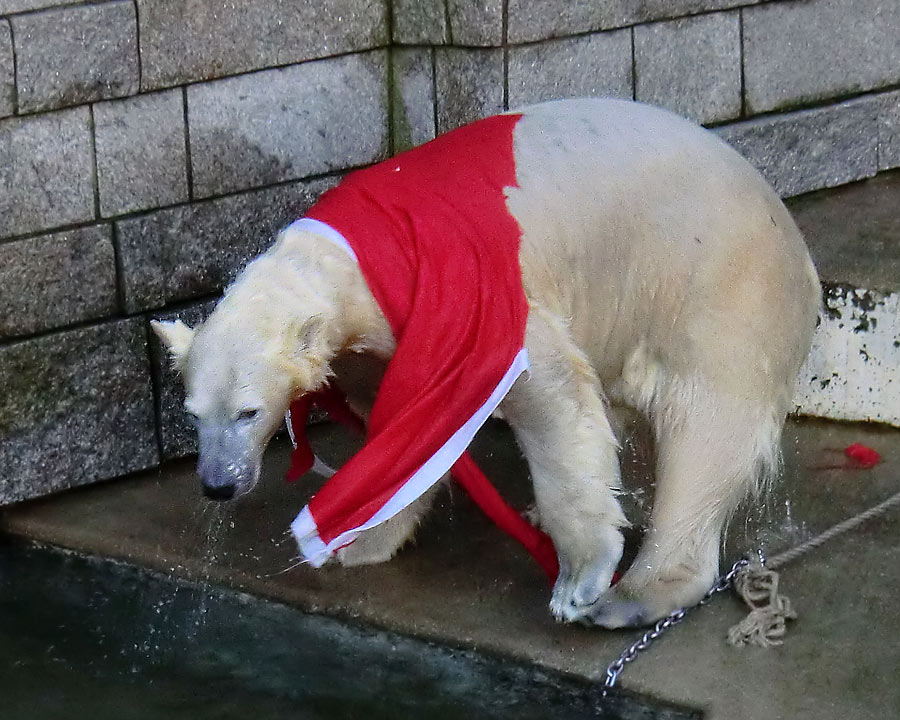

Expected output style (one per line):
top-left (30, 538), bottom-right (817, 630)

top-left (786, 170), bottom-right (900, 425)
top-left (2, 418), bottom-right (899, 719)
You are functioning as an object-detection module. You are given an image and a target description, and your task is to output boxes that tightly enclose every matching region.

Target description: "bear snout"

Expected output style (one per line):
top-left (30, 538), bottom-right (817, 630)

top-left (196, 455), bottom-right (254, 501)
top-left (202, 482), bottom-right (236, 501)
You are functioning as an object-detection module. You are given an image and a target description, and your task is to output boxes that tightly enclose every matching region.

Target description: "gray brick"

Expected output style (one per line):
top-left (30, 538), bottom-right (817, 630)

top-left (148, 300), bottom-right (217, 459)
top-left (716, 98), bottom-right (880, 198)
top-left (448, 0), bottom-right (503, 46)
top-left (0, 319), bottom-right (158, 505)
top-left (606, 0), bottom-right (756, 29)
top-left (0, 107), bottom-right (94, 239)
top-left (393, 48), bottom-right (436, 151)
top-left (116, 176), bottom-right (338, 313)
top-left (188, 51), bottom-right (388, 199)
top-left (94, 89), bottom-right (188, 217)
top-left (508, 30), bottom-right (631, 109)
top-left (508, 0), bottom-right (605, 43)
top-left (0, 0), bottom-right (79, 13)
top-left (744, 0), bottom-right (900, 114)
top-left (0, 20), bottom-right (12, 118)
top-left (507, 0), bottom-right (755, 43)
top-left (392, 0), bottom-right (448, 44)
top-left (392, 0), bottom-right (500, 45)
top-left (138, 0), bottom-right (388, 91)
top-left (878, 90), bottom-right (900, 172)
top-left (0, 226), bottom-right (117, 340)
top-left (635, 12), bottom-right (740, 125)
top-left (12, 2), bottom-right (138, 114)
top-left (435, 48), bottom-right (504, 134)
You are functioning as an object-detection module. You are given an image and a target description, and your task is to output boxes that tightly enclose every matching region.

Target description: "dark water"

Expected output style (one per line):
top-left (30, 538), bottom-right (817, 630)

top-left (0, 540), bottom-right (697, 720)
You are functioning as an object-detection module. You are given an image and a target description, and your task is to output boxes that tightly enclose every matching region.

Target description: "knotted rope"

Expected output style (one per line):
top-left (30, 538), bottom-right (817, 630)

top-left (726, 487), bottom-right (900, 647)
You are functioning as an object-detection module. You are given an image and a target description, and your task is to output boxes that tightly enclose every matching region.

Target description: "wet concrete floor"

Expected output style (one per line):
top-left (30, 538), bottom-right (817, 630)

top-left (2, 417), bottom-right (899, 719)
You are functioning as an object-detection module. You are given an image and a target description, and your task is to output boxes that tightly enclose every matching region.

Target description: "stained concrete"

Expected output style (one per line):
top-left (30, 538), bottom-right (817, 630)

top-left (787, 170), bottom-right (900, 294)
top-left (2, 417), bottom-right (899, 719)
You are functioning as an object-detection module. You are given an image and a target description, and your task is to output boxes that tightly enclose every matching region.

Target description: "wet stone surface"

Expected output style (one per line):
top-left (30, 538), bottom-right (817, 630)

top-left (148, 299), bottom-right (218, 460)
top-left (186, 51), bottom-right (388, 198)
top-left (633, 11), bottom-right (741, 125)
top-left (743, 0), bottom-right (900, 114)
top-left (0, 541), bottom-right (698, 719)
top-left (93, 89), bottom-right (189, 217)
top-left (115, 176), bottom-right (337, 313)
top-left (507, 30), bottom-right (632, 109)
top-left (0, 107), bottom-right (94, 239)
top-left (880, 90), bottom-right (900, 171)
top-left (11, 1), bottom-right (138, 114)
top-left (446, 0), bottom-right (504, 46)
top-left (391, 48), bottom-right (437, 151)
top-left (787, 169), bottom-right (900, 292)
top-left (0, 0), bottom-right (79, 12)
top-left (0, 319), bottom-right (158, 505)
top-left (2, 418), bottom-right (898, 719)
top-left (506, 0), bottom-right (755, 43)
top-left (0, 20), bottom-right (12, 118)
top-left (391, 0), bottom-right (448, 45)
top-left (137, 0), bottom-right (388, 91)
top-left (0, 225), bottom-right (117, 340)
top-left (434, 48), bottom-right (504, 133)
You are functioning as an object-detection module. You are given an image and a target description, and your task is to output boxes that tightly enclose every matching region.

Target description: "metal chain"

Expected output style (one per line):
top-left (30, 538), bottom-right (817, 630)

top-left (603, 554), bottom-right (754, 692)
top-left (603, 486), bottom-right (900, 692)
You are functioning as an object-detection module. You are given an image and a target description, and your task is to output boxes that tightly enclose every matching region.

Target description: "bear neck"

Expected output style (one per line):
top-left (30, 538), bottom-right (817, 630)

top-left (270, 227), bottom-right (395, 361)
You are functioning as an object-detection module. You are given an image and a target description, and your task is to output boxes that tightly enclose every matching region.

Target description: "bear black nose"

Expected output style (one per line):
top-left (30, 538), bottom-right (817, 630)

top-left (202, 483), bottom-right (236, 501)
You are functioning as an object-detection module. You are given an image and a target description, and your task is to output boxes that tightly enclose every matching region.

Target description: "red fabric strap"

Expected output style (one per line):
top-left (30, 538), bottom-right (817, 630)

top-left (288, 390), bottom-right (560, 582)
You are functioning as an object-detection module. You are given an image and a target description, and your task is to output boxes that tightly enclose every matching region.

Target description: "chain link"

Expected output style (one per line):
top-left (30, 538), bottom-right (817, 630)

top-left (603, 554), bottom-right (754, 692)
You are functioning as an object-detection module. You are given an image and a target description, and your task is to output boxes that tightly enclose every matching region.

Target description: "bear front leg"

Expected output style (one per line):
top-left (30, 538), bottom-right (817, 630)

top-left (337, 479), bottom-right (444, 567)
top-left (501, 310), bottom-right (627, 622)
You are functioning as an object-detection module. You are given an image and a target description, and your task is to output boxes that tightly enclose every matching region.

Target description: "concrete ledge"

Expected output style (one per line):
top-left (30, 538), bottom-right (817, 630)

top-left (2, 418), bottom-right (898, 719)
top-left (788, 171), bottom-right (900, 426)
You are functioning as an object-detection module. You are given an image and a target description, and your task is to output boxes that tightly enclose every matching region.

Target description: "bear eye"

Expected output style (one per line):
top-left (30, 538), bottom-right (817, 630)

top-left (237, 408), bottom-right (259, 422)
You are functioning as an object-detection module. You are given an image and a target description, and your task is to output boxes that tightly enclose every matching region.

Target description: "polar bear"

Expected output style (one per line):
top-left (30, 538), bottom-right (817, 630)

top-left (153, 98), bottom-right (820, 628)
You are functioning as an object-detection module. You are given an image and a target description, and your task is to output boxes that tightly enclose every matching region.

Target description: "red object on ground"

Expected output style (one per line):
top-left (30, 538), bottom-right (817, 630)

top-left (450, 453), bottom-right (559, 581)
top-left (844, 443), bottom-right (881, 469)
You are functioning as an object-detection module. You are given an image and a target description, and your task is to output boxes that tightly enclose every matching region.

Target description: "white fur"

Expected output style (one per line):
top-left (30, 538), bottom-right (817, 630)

top-left (154, 99), bottom-right (820, 628)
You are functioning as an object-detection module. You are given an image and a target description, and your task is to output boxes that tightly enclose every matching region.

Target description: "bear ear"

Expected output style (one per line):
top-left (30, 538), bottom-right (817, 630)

top-left (279, 314), bottom-right (328, 390)
top-left (150, 319), bottom-right (196, 370)
top-left (292, 314), bottom-right (325, 355)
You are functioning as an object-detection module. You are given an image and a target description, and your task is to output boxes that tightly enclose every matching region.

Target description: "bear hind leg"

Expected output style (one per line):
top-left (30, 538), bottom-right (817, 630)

top-left (587, 378), bottom-right (782, 628)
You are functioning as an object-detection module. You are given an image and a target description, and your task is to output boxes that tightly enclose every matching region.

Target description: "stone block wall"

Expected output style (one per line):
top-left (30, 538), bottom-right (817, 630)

top-left (2, 0), bottom-right (899, 504)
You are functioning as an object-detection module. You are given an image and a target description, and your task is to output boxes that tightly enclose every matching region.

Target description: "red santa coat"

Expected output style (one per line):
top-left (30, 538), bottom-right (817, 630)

top-left (288, 113), bottom-right (555, 576)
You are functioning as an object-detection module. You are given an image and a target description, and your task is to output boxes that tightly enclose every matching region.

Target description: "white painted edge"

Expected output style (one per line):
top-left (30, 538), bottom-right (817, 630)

top-left (794, 286), bottom-right (900, 426)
